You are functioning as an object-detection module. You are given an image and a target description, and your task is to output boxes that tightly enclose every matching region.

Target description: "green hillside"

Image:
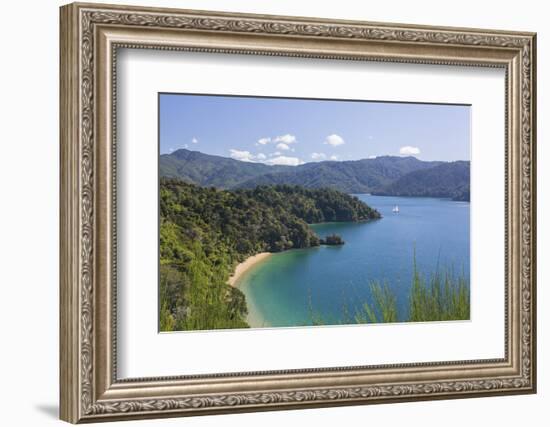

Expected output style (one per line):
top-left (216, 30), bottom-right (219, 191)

top-left (160, 178), bottom-right (381, 331)
top-left (159, 149), bottom-right (448, 193)
top-left (372, 161), bottom-right (470, 201)
top-left (160, 149), bottom-right (290, 188)
top-left (236, 156), bottom-right (443, 193)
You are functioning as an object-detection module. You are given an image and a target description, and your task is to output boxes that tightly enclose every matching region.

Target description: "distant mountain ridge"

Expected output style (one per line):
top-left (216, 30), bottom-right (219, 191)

top-left (160, 149), bottom-right (291, 189)
top-left (236, 156), bottom-right (443, 193)
top-left (160, 149), bottom-right (470, 200)
top-left (372, 161), bottom-right (470, 201)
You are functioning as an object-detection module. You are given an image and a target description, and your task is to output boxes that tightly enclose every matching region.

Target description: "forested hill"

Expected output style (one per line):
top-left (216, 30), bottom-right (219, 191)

top-left (235, 156), bottom-right (446, 193)
top-left (160, 149), bottom-right (446, 193)
top-left (160, 149), bottom-right (291, 188)
top-left (372, 161), bottom-right (470, 201)
top-left (159, 179), bottom-right (380, 331)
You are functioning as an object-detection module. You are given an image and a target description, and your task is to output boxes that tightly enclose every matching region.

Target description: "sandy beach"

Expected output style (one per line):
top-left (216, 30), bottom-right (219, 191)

top-left (227, 252), bottom-right (271, 287)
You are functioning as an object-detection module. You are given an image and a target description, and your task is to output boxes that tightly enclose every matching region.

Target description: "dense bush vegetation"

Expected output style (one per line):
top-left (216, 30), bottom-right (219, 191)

top-left (320, 234), bottom-right (345, 245)
top-left (160, 178), bottom-right (380, 331)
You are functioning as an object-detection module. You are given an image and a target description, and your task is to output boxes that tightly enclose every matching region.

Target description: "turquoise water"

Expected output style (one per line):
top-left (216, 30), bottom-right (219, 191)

top-left (237, 195), bottom-right (470, 327)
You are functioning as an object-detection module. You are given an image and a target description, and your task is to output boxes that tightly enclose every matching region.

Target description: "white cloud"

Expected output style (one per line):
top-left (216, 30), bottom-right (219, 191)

top-left (168, 148), bottom-right (174, 153)
top-left (324, 134), bottom-right (345, 147)
top-left (368, 155), bottom-right (377, 159)
top-left (274, 134), bottom-right (297, 144)
top-left (311, 152), bottom-right (326, 160)
top-left (330, 155), bottom-right (339, 161)
top-left (399, 146), bottom-right (421, 156)
top-left (276, 143), bottom-right (290, 151)
top-left (229, 149), bottom-right (255, 162)
top-left (257, 134), bottom-right (297, 147)
top-left (266, 156), bottom-right (303, 166)
top-left (269, 151), bottom-right (282, 157)
top-left (228, 150), bottom-right (271, 163)
top-left (191, 137), bottom-right (199, 144)
top-left (183, 144), bottom-right (189, 149)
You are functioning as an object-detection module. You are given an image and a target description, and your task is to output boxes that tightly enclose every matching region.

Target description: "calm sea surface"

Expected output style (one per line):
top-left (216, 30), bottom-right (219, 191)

top-left (237, 195), bottom-right (470, 327)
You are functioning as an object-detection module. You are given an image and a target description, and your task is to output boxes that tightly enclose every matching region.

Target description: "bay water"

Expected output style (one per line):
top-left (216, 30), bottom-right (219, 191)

top-left (236, 195), bottom-right (470, 327)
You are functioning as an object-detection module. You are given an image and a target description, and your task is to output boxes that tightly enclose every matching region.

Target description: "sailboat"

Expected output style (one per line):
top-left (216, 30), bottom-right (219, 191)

top-left (392, 205), bottom-right (399, 213)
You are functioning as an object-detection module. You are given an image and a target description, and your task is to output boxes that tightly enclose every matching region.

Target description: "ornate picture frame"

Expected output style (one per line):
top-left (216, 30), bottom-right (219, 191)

top-left (60, 2), bottom-right (536, 423)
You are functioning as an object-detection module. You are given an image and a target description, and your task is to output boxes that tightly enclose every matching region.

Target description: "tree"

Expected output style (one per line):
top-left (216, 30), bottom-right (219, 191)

top-left (320, 234), bottom-right (345, 245)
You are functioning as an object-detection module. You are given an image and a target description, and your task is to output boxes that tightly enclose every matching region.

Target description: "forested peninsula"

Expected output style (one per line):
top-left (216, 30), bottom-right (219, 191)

top-left (159, 178), bottom-right (380, 331)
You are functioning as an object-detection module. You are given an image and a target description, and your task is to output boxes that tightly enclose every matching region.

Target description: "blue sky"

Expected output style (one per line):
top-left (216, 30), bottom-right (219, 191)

top-left (159, 93), bottom-right (470, 165)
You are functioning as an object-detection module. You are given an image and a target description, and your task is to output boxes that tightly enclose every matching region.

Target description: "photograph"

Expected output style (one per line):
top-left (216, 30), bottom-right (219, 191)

top-left (158, 93), bottom-right (471, 332)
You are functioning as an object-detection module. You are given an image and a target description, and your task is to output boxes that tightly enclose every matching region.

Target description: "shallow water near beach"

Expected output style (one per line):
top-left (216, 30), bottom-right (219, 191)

top-left (236, 195), bottom-right (470, 328)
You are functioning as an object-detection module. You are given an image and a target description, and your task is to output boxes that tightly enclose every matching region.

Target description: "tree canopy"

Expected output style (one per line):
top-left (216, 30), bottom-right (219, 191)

top-left (159, 178), bottom-right (380, 331)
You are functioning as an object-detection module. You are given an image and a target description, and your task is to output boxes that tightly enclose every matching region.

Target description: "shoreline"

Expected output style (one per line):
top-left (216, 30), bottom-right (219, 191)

top-left (227, 252), bottom-right (272, 287)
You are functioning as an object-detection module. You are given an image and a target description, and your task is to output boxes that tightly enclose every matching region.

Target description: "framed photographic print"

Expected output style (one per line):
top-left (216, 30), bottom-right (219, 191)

top-left (60, 2), bottom-right (537, 423)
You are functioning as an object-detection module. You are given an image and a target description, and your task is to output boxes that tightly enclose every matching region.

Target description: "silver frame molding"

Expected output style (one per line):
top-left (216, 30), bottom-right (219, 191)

top-left (60, 2), bottom-right (537, 423)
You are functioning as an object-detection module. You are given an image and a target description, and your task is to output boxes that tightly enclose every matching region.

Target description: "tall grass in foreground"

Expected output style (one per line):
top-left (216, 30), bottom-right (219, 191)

top-left (354, 282), bottom-right (399, 324)
top-left (408, 262), bottom-right (469, 322)
top-left (310, 254), bottom-right (470, 326)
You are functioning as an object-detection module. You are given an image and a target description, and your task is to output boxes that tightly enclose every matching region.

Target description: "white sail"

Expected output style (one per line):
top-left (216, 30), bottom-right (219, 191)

top-left (392, 205), bottom-right (399, 213)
